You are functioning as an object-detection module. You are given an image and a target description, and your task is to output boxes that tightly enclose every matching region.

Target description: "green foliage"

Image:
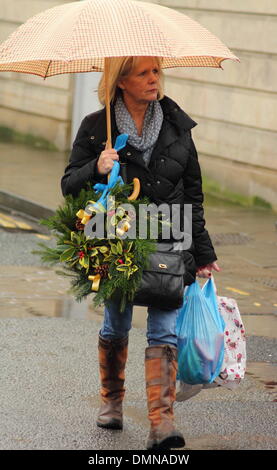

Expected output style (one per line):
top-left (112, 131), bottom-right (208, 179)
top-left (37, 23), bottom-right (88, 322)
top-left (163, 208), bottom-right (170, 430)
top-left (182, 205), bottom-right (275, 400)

top-left (33, 182), bottom-right (159, 312)
top-left (252, 196), bottom-right (272, 209)
top-left (0, 125), bottom-right (58, 150)
top-left (202, 175), bottom-right (272, 210)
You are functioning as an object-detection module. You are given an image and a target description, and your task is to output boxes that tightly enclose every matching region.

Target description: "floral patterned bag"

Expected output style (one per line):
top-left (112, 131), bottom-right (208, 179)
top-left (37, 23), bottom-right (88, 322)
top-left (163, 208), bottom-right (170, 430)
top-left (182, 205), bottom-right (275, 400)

top-left (213, 294), bottom-right (246, 389)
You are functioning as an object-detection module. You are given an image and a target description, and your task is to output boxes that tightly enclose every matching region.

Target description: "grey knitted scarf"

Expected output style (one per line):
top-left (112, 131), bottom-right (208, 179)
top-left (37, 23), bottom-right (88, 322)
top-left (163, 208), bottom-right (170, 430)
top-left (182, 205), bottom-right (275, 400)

top-left (115, 94), bottom-right (163, 167)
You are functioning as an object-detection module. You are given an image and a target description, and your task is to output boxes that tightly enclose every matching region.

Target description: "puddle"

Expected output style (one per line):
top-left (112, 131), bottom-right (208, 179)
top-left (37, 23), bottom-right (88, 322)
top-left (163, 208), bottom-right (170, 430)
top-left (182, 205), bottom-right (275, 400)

top-left (0, 292), bottom-right (104, 321)
top-left (246, 362), bottom-right (277, 401)
top-left (83, 395), bottom-right (148, 427)
top-left (0, 265), bottom-right (149, 323)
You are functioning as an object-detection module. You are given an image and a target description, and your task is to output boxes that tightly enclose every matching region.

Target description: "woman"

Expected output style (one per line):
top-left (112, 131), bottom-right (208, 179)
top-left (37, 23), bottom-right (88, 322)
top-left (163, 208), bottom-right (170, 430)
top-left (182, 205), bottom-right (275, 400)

top-left (61, 56), bottom-right (220, 450)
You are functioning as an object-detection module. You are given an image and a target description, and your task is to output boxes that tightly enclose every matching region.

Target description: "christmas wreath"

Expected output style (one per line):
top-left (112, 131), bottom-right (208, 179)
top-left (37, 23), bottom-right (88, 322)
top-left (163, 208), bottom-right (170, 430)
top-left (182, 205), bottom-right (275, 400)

top-left (34, 180), bottom-right (167, 312)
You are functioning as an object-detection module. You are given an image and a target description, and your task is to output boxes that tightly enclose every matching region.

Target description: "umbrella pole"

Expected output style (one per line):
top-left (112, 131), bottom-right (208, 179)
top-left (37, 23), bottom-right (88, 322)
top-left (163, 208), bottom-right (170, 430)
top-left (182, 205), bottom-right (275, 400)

top-left (104, 57), bottom-right (112, 150)
top-left (103, 58), bottom-right (140, 200)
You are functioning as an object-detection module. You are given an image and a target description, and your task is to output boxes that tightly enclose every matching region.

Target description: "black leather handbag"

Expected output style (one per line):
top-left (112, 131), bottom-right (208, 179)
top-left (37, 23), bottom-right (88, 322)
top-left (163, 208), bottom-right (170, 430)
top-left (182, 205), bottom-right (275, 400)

top-left (133, 242), bottom-right (196, 310)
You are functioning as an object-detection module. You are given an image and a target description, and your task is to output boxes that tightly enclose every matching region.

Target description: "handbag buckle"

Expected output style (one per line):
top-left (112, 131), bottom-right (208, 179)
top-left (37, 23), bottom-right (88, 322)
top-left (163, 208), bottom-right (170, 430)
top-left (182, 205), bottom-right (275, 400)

top-left (159, 263), bottom-right (167, 269)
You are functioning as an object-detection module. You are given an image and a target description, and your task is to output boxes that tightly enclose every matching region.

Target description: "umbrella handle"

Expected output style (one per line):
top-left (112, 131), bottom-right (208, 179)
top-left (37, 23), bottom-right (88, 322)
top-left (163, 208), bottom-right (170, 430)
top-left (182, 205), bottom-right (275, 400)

top-left (104, 59), bottom-right (140, 200)
top-left (104, 58), bottom-right (112, 150)
top-left (128, 178), bottom-right (140, 201)
top-left (104, 57), bottom-right (113, 189)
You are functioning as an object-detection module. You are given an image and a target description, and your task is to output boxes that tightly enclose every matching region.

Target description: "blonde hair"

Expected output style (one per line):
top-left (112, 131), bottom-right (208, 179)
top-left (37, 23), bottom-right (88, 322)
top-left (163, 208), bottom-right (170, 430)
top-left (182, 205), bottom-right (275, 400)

top-left (98, 56), bottom-right (164, 106)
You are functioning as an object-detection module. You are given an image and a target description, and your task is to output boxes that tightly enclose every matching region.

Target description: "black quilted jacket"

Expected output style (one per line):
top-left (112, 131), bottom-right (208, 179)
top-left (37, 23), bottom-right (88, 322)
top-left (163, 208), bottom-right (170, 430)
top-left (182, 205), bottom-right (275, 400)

top-left (61, 95), bottom-right (217, 269)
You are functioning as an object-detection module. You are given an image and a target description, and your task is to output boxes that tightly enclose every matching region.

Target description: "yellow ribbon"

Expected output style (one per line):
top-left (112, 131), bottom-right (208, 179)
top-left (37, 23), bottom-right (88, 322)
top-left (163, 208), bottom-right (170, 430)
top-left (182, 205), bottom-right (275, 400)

top-left (88, 274), bottom-right (101, 291)
top-left (76, 209), bottom-right (92, 225)
top-left (76, 200), bottom-right (106, 225)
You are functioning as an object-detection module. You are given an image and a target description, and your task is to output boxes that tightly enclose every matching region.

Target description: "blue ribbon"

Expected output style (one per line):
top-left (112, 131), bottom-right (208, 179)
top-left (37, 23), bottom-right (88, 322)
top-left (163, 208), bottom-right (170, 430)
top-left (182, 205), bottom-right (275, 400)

top-left (91, 134), bottom-right (128, 211)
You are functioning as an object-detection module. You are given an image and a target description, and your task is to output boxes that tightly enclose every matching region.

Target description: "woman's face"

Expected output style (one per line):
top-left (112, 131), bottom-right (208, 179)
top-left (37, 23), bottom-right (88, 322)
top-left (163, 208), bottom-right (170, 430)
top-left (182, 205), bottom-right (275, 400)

top-left (118, 57), bottom-right (160, 105)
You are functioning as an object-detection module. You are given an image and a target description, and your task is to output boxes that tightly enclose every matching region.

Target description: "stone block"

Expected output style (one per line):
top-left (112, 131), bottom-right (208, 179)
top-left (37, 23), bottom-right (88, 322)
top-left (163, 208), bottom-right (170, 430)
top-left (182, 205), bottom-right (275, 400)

top-left (0, 106), bottom-right (71, 151)
top-left (192, 118), bottom-right (277, 171)
top-left (176, 8), bottom-right (277, 55)
top-left (0, 22), bottom-right (17, 43)
top-left (158, 0), bottom-right (277, 15)
top-left (165, 51), bottom-right (277, 94)
top-left (0, 0), bottom-right (70, 23)
top-left (165, 78), bottom-right (277, 131)
top-left (0, 71), bottom-right (72, 91)
top-left (199, 154), bottom-right (277, 211)
top-left (0, 77), bottom-right (72, 120)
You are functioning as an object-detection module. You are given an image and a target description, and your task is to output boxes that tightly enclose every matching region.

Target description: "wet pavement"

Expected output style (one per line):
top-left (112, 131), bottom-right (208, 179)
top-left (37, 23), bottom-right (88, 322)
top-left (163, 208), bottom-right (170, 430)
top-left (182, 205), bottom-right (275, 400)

top-left (0, 317), bottom-right (276, 450)
top-left (0, 142), bottom-right (276, 450)
top-left (0, 142), bottom-right (66, 210)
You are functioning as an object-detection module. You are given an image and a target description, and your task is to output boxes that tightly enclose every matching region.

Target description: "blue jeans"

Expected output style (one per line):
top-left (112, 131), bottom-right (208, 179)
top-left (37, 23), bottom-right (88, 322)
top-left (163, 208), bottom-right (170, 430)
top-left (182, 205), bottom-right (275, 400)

top-left (100, 300), bottom-right (179, 347)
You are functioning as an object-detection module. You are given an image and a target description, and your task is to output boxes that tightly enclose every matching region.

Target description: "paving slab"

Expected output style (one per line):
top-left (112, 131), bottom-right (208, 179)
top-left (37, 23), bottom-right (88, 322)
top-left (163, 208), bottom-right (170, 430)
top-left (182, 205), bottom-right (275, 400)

top-left (0, 318), bottom-right (276, 451)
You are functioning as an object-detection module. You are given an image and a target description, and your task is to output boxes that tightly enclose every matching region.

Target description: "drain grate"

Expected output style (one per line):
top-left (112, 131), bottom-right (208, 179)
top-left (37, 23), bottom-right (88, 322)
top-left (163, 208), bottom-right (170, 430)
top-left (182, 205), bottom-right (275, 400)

top-left (249, 277), bottom-right (277, 290)
top-left (211, 232), bottom-right (253, 246)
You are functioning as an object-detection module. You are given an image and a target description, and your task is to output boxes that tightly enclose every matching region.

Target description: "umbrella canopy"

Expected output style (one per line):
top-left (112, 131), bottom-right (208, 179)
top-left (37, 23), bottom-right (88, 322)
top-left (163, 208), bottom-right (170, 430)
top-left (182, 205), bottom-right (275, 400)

top-left (0, 0), bottom-right (240, 199)
top-left (0, 0), bottom-right (239, 78)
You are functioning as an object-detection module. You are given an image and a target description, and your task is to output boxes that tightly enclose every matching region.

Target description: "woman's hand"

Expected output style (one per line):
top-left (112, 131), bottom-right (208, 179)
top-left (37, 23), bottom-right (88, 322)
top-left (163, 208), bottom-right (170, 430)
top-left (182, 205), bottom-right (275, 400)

top-left (97, 148), bottom-right (119, 175)
top-left (196, 261), bottom-right (221, 278)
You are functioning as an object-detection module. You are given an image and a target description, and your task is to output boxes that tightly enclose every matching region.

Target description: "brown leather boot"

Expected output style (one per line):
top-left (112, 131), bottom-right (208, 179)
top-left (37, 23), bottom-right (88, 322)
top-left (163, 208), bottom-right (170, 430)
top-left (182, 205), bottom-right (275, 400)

top-left (96, 334), bottom-right (128, 430)
top-left (145, 344), bottom-right (185, 450)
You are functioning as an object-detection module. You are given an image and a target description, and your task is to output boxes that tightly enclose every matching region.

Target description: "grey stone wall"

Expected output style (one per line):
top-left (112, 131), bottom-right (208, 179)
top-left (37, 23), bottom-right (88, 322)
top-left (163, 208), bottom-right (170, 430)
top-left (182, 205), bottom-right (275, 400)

top-left (142, 0), bottom-right (277, 209)
top-left (0, 0), bottom-right (73, 151)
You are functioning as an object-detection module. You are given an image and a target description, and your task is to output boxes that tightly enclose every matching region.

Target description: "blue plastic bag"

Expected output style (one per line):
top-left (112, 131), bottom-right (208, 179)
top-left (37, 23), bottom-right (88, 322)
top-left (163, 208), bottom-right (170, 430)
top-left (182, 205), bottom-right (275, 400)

top-left (201, 277), bottom-right (225, 333)
top-left (176, 279), bottom-right (225, 385)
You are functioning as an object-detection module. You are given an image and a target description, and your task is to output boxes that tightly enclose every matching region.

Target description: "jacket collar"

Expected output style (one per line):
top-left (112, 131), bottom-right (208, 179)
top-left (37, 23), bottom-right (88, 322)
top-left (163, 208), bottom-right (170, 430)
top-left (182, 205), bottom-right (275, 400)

top-left (159, 95), bottom-right (197, 134)
top-left (88, 95), bottom-right (197, 141)
top-left (87, 95), bottom-right (197, 170)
